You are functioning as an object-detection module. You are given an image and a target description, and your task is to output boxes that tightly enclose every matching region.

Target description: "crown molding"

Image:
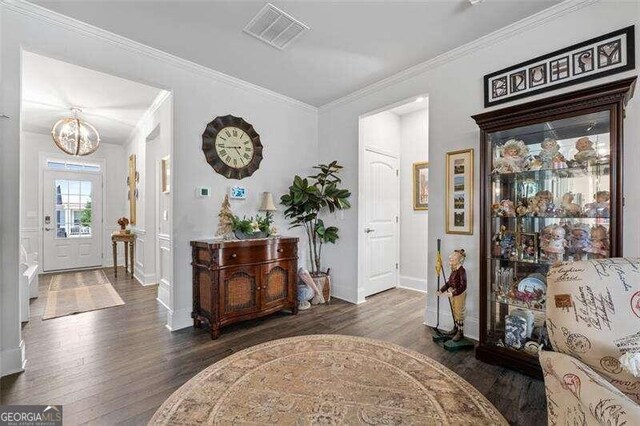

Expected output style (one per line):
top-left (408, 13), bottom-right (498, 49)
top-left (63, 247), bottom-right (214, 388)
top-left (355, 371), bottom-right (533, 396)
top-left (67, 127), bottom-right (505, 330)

top-left (125, 90), bottom-right (172, 146)
top-left (319, 0), bottom-right (600, 112)
top-left (0, 0), bottom-right (317, 113)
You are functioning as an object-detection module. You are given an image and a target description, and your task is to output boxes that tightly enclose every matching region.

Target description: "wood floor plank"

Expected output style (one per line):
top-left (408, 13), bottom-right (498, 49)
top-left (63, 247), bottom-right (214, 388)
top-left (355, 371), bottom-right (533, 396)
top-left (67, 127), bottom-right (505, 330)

top-left (0, 267), bottom-right (547, 425)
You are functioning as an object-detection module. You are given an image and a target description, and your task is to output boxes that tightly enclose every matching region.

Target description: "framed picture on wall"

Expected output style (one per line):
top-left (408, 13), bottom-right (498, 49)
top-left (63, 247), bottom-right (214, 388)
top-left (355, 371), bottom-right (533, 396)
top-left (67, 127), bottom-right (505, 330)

top-left (446, 149), bottom-right (474, 234)
top-left (161, 156), bottom-right (170, 193)
top-left (413, 162), bottom-right (429, 210)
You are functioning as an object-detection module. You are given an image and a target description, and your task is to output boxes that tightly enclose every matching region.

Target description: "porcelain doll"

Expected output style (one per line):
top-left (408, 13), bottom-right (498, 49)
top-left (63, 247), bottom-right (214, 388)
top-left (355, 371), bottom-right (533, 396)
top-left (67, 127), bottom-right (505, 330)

top-left (559, 192), bottom-right (581, 217)
top-left (573, 137), bottom-right (597, 163)
top-left (493, 139), bottom-right (529, 174)
top-left (538, 138), bottom-right (567, 169)
top-left (437, 249), bottom-right (467, 342)
top-left (492, 199), bottom-right (516, 217)
top-left (540, 224), bottom-right (567, 263)
top-left (584, 190), bottom-right (610, 218)
top-left (585, 225), bottom-right (609, 259)
top-left (567, 224), bottom-right (590, 261)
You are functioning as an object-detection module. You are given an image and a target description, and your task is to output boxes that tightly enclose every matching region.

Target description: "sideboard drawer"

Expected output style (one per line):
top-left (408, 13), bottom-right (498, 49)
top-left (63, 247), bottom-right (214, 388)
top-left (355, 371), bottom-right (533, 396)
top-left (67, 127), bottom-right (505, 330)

top-left (219, 241), bottom-right (297, 267)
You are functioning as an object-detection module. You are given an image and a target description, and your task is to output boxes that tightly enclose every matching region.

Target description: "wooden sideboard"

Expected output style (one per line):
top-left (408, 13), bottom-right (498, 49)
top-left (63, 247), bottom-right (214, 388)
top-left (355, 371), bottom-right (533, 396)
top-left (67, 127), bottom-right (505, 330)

top-left (191, 237), bottom-right (298, 339)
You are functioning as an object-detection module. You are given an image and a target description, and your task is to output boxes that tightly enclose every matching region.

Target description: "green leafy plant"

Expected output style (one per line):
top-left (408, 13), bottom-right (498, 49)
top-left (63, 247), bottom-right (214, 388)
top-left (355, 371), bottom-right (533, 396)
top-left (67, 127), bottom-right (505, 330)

top-left (281, 161), bottom-right (351, 275)
top-left (231, 213), bottom-right (273, 235)
top-left (80, 201), bottom-right (92, 227)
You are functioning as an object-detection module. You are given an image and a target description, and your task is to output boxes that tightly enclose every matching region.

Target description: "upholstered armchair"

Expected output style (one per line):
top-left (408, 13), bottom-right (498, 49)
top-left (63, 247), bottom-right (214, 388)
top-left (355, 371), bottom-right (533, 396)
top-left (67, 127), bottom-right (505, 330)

top-left (540, 258), bottom-right (640, 424)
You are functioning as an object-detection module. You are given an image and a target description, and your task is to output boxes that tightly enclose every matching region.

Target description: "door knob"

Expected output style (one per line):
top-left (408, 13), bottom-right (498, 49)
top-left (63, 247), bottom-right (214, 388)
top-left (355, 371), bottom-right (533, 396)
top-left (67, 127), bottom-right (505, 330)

top-left (364, 228), bottom-right (375, 233)
top-left (44, 227), bottom-right (53, 231)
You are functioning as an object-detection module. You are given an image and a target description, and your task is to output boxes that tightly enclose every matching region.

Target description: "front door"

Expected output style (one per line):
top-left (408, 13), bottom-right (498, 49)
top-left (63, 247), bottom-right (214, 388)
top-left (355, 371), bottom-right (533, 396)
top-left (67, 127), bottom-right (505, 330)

top-left (363, 149), bottom-right (399, 297)
top-left (43, 170), bottom-right (103, 271)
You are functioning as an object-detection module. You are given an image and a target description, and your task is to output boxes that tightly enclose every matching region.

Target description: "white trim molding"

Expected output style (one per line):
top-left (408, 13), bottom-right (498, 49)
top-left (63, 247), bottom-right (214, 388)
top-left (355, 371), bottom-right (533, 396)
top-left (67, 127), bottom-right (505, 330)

top-left (398, 276), bottom-right (427, 293)
top-left (166, 308), bottom-right (192, 331)
top-left (1, 340), bottom-right (26, 377)
top-left (319, 0), bottom-right (599, 111)
top-left (0, 0), bottom-right (316, 113)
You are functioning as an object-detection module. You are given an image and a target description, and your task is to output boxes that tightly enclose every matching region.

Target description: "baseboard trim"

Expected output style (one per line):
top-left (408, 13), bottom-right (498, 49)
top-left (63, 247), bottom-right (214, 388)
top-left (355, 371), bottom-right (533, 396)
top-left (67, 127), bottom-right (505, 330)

top-left (166, 308), bottom-right (191, 331)
top-left (424, 307), bottom-right (479, 341)
top-left (1, 340), bottom-right (26, 377)
top-left (398, 275), bottom-right (427, 293)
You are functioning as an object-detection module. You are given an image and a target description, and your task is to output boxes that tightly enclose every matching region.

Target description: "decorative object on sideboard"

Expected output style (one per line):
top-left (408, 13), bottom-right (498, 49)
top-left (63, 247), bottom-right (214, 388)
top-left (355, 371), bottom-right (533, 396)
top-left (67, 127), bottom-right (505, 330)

top-left (259, 192), bottom-right (278, 235)
top-left (445, 149), bottom-right (474, 235)
top-left (202, 115), bottom-right (263, 180)
top-left (231, 213), bottom-right (273, 240)
top-left (281, 161), bottom-right (352, 299)
top-left (51, 107), bottom-right (100, 156)
top-left (412, 161), bottom-right (429, 210)
top-left (215, 195), bottom-right (234, 238)
top-left (484, 26), bottom-right (635, 107)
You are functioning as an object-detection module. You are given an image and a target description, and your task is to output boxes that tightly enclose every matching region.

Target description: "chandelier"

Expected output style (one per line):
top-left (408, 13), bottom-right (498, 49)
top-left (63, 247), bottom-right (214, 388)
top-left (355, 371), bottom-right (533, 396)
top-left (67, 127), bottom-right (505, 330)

top-left (51, 108), bottom-right (100, 156)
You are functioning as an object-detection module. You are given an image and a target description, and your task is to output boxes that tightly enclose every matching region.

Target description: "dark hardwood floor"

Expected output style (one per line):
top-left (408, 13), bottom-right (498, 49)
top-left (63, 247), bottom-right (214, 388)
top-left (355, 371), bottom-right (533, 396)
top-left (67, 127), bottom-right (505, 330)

top-left (0, 268), bottom-right (546, 425)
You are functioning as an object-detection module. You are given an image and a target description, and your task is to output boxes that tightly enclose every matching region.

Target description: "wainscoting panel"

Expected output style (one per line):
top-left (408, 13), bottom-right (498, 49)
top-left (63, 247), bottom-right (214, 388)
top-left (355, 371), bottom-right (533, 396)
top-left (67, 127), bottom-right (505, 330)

top-left (158, 236), bottom-right (171, 308)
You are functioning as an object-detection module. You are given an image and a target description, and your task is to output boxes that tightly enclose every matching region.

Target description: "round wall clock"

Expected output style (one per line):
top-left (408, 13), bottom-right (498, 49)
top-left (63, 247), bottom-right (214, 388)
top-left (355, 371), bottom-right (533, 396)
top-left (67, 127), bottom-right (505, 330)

top-left (202, 115), bottom-right (263, 180)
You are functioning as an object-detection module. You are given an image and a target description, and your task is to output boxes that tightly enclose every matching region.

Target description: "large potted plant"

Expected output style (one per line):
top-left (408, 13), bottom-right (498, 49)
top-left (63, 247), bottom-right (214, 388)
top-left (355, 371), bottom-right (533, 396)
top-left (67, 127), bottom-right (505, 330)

top-left (281, 161), bottom-right (351, 299)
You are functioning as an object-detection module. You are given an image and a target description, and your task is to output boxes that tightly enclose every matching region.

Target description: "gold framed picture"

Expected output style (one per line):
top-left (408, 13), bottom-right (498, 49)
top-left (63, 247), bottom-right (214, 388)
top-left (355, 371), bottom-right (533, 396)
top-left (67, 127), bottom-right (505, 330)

top-left (128, 154), bottom-right (137, 225)
top-left (446, 149), bottom-right (474, 234)
top-left (413, 162), bottom-right (429, 210)
top-left (161, 156), bottom-right (170, 194)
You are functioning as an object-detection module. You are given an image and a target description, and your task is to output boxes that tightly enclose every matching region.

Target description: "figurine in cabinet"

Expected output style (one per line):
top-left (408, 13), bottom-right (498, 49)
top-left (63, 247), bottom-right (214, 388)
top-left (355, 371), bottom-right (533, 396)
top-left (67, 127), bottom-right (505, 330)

top-left (540, 224), bottom-right (567, 263)
top-left (573, 137), bottom-right (597, 163)
top-left (568, 223), bottom-right (590, 261)
top-left (493, 139), bottom-right (529, 174)
top-left (527, 190), bottom-right (554, 217)
top-left (492, 199), bottom-right (516, 217)
top-left (559, 192), bottom-right (581, 217)
top-left (538, 138), bottom-right (567, 169)
top-left (584, 190), bottom-right (610, 218)
top-left (585, 225), bottom-right (609, 258)
top-left (437, 249), bottom-right (467, 342)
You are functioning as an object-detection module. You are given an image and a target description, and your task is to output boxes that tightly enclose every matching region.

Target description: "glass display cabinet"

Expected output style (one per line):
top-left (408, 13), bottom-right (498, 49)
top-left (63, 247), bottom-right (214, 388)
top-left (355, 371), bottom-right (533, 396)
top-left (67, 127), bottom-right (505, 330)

top-left (472, 77), bottom-right (636, 378)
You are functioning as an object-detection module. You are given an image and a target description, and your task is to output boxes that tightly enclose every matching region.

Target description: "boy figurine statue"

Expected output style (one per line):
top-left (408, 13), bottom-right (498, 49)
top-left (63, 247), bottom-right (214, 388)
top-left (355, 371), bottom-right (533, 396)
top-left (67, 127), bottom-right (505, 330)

top-left (437, 249), bottom-right (467, 342)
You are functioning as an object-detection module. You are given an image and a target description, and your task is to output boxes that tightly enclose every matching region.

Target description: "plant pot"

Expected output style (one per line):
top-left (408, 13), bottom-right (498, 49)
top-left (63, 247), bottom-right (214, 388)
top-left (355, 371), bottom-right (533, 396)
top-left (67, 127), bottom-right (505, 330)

top-left (311, 272), bottom-right (331, 302)
top-left (234, 230), bottom-right (268, 240)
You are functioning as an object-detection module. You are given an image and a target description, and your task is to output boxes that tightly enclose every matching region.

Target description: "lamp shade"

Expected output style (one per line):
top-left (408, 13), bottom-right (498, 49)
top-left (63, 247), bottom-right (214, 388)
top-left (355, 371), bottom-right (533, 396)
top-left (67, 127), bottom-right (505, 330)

top-left (51, 108), bottom-right (100, 156)
top-left (259, 192), bottom-right (277, 212)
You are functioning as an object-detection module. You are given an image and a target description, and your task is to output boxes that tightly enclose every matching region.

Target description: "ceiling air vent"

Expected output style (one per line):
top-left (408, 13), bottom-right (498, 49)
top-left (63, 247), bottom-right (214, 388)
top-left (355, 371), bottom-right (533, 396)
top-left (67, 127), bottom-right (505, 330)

top-left (243, 3), bottom-right (309, 50)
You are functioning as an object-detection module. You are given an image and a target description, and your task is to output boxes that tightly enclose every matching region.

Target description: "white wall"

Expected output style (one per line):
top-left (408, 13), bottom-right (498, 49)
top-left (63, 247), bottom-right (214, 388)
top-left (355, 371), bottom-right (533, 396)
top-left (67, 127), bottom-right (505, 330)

top-left (359, 111), bottom-right (400, 155)
top-left (399, 108), bottom-right (428, 292)
top-left (1, 2), bottom-right (317, 375)
top-left (319, 0), bottom-right (640, 339)
top-left (123, 92), bottom-right (173, 310)
top-left (19, 131), bottom-right (128, 269)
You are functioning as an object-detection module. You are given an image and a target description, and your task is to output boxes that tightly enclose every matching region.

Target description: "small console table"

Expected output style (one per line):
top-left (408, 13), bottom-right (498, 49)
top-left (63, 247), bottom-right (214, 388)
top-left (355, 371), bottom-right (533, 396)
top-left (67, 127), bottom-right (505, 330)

top-left (191, 237), bottom-right (298, 339)
top-left (112, 232), bottom-right (135, 278)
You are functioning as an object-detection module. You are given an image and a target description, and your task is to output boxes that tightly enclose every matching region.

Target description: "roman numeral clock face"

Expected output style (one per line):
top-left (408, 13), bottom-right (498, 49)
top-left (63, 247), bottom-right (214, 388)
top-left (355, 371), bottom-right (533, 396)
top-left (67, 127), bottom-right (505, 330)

top-left (202, 115), bottom-right (263, 180)
top-left (215, 127), bottom-right (254, 168)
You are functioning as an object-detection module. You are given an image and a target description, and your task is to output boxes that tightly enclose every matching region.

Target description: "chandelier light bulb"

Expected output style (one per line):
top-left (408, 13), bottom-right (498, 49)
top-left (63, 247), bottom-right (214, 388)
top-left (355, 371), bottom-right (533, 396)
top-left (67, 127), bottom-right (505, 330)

top-left (51, 107), bottom-right (101, 156)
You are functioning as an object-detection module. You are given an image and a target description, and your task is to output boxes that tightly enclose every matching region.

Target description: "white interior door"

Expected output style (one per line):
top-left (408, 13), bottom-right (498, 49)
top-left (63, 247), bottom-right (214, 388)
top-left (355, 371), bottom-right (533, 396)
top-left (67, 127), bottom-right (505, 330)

top-left (43, 169), bottom-right (103, 272)
top-left (363, 149), bottom-right (399, 297)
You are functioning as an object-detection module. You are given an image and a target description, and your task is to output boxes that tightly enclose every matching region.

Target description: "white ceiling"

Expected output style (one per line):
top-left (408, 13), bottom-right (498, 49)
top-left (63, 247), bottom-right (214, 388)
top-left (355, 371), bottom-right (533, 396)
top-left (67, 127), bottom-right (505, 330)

top-left (30, 0), bottom-right (561, 107)
top-left (21, 51), bottom-right (164, 145)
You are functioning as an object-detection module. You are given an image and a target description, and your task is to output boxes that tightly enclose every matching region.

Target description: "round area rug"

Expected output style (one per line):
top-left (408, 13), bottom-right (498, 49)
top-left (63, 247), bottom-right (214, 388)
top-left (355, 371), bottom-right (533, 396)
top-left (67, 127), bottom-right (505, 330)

top-left (150, 334), bottom-right (507, 425)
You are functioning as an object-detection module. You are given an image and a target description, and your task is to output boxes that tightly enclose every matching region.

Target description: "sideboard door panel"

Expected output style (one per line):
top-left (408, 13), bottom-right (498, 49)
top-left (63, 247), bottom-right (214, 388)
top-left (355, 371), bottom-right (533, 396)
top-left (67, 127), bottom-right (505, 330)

top-left (219, 266), bottom-right (260, 319)
top-left (261, 261), bottom-right (293, 310)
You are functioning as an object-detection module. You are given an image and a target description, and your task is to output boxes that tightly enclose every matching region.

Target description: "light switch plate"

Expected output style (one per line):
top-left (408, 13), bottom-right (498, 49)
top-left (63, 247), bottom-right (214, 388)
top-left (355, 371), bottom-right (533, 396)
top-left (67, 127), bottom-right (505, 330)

top-left (196, 187), bottom-right (211, 198)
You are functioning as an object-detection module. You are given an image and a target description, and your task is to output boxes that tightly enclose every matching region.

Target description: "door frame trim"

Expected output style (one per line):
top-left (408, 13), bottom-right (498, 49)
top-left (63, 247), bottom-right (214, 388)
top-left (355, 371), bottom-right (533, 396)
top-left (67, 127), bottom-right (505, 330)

top-left (38, 152), bottom-right (107, 272)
